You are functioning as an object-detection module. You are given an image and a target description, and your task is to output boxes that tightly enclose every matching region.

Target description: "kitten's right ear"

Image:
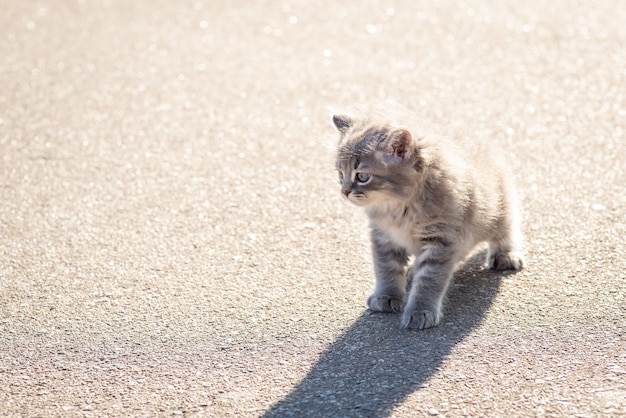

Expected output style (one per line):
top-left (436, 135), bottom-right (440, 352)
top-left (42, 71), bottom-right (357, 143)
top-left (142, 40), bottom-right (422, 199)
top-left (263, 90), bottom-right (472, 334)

top-left (332, 114), bottom-right (353, 134)
top-left (383, 129), bottom-right (413, 165)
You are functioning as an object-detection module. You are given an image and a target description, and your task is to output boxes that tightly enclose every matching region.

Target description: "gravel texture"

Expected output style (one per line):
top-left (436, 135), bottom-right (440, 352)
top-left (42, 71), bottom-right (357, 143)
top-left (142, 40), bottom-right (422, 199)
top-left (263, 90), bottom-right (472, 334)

top-left (1, 0), bottom-right (625, 417)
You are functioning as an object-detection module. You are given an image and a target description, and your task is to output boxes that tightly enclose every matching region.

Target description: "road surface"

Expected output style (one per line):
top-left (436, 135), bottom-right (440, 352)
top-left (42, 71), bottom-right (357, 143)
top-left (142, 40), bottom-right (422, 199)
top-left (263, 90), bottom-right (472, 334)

top-left (1, 0), bottom-right (625, 416)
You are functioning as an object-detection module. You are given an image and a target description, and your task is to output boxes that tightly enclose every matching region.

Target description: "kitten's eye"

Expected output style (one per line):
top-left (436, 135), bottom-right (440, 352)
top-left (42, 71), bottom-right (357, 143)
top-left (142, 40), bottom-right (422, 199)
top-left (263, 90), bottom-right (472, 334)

top-left (338, 171), bottom-right (344, 183)
top-left (356, 172), bottom-right (371, 183)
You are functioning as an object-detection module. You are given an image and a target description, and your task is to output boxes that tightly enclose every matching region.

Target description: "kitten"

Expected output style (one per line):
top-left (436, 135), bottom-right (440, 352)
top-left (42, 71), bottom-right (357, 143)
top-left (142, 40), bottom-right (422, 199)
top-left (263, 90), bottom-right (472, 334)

top-left (333, 109), bottom-right (524, 329)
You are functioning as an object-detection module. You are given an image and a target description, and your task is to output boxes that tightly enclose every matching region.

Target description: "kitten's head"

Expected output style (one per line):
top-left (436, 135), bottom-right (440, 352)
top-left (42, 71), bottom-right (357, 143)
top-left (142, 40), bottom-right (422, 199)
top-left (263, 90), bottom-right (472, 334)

top-left (333, 114), bottom-right (422, 208)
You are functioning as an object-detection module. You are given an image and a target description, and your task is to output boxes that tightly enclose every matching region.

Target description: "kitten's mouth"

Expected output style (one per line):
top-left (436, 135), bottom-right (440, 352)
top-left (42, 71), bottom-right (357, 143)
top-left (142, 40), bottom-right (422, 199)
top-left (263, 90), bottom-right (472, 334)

top-left (347, 193), bottom-right (367, 206)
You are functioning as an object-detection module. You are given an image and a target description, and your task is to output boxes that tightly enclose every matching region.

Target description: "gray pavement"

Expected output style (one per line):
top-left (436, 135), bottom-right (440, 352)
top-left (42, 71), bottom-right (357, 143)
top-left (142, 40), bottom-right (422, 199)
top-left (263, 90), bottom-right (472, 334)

top-left (1, 0), bottom-right (625, 416)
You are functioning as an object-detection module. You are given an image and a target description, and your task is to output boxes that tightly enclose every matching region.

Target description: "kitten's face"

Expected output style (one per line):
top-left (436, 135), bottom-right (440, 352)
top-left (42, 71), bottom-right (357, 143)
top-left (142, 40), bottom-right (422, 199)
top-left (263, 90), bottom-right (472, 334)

top-left (333, 115), bottom-right (418, 207)
top-left (336, 157), bottom-right (377, 206)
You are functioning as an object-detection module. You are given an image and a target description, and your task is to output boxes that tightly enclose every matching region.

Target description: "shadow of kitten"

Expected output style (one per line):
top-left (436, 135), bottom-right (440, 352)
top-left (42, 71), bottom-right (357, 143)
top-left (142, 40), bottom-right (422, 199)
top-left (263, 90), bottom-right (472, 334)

top-left (263, 250), bottom-right (511, 417)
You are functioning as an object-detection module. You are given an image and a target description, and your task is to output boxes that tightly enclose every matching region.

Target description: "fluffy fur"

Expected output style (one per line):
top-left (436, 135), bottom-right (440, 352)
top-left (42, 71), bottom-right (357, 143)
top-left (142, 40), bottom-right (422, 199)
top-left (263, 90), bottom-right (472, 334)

top-left (333, 108), bottom-right (524, 329)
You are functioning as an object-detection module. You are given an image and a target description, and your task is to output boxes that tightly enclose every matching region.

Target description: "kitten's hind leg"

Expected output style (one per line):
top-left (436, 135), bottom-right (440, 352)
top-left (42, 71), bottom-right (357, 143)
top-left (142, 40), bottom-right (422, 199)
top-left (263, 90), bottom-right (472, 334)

top-left (486, 245), bottom-right (524, 271)
top-left (486, 224), bottom-right (524, 271)
top-left (367, 229), bottom-right (409, 313)
top-left (402, 248), bottom-right (456, 330)
top-left (487, 189), bottom-right (525, 271)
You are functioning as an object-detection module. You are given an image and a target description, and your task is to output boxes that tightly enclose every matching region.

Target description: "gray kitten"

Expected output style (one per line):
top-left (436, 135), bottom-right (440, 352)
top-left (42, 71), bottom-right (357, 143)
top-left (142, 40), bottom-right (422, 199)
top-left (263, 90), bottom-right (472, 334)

top-left (333, 110), bottom-right (524, 330)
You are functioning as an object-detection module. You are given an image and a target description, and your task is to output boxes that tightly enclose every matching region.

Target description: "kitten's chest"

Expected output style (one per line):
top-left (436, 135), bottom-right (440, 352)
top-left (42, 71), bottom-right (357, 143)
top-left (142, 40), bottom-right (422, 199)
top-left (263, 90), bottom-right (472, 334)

top-left (375, 216), bottom-right (420, 253)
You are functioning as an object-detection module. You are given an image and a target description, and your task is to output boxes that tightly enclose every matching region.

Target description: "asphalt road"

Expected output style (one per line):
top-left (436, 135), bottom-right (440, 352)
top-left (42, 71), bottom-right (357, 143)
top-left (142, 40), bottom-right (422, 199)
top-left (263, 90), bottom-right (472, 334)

top-left (1, 1), bottom-right (625, 417)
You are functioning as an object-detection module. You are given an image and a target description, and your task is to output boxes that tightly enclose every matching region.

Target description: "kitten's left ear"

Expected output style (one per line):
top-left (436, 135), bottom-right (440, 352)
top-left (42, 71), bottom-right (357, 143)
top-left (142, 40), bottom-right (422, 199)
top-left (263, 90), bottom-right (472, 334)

top-left (383, 129), bottom-right (413, 165)
top-left (332, 114), bottom-right (353, 134)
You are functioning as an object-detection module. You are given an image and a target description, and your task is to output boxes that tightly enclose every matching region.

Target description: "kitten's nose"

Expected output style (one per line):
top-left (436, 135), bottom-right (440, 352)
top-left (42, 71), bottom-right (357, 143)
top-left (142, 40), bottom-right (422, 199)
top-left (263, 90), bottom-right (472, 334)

top-left (342, 189), bottom-right (351, 198)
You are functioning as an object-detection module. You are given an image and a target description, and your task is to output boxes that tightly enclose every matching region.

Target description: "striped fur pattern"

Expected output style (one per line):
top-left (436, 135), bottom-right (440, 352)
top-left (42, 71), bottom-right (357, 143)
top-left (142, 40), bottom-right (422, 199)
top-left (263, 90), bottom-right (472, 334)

top-left (333, 110), bottom-right (524, 329)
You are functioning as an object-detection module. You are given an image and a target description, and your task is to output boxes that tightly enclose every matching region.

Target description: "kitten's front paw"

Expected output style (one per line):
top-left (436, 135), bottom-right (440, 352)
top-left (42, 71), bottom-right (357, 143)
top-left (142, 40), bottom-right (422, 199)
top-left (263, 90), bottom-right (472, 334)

top-left (367, 294), bottom-right (404, 313)
top-left (487, 252), bottom-right (524, 271)
top-left (401, 308), bottom-right (441, 330)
